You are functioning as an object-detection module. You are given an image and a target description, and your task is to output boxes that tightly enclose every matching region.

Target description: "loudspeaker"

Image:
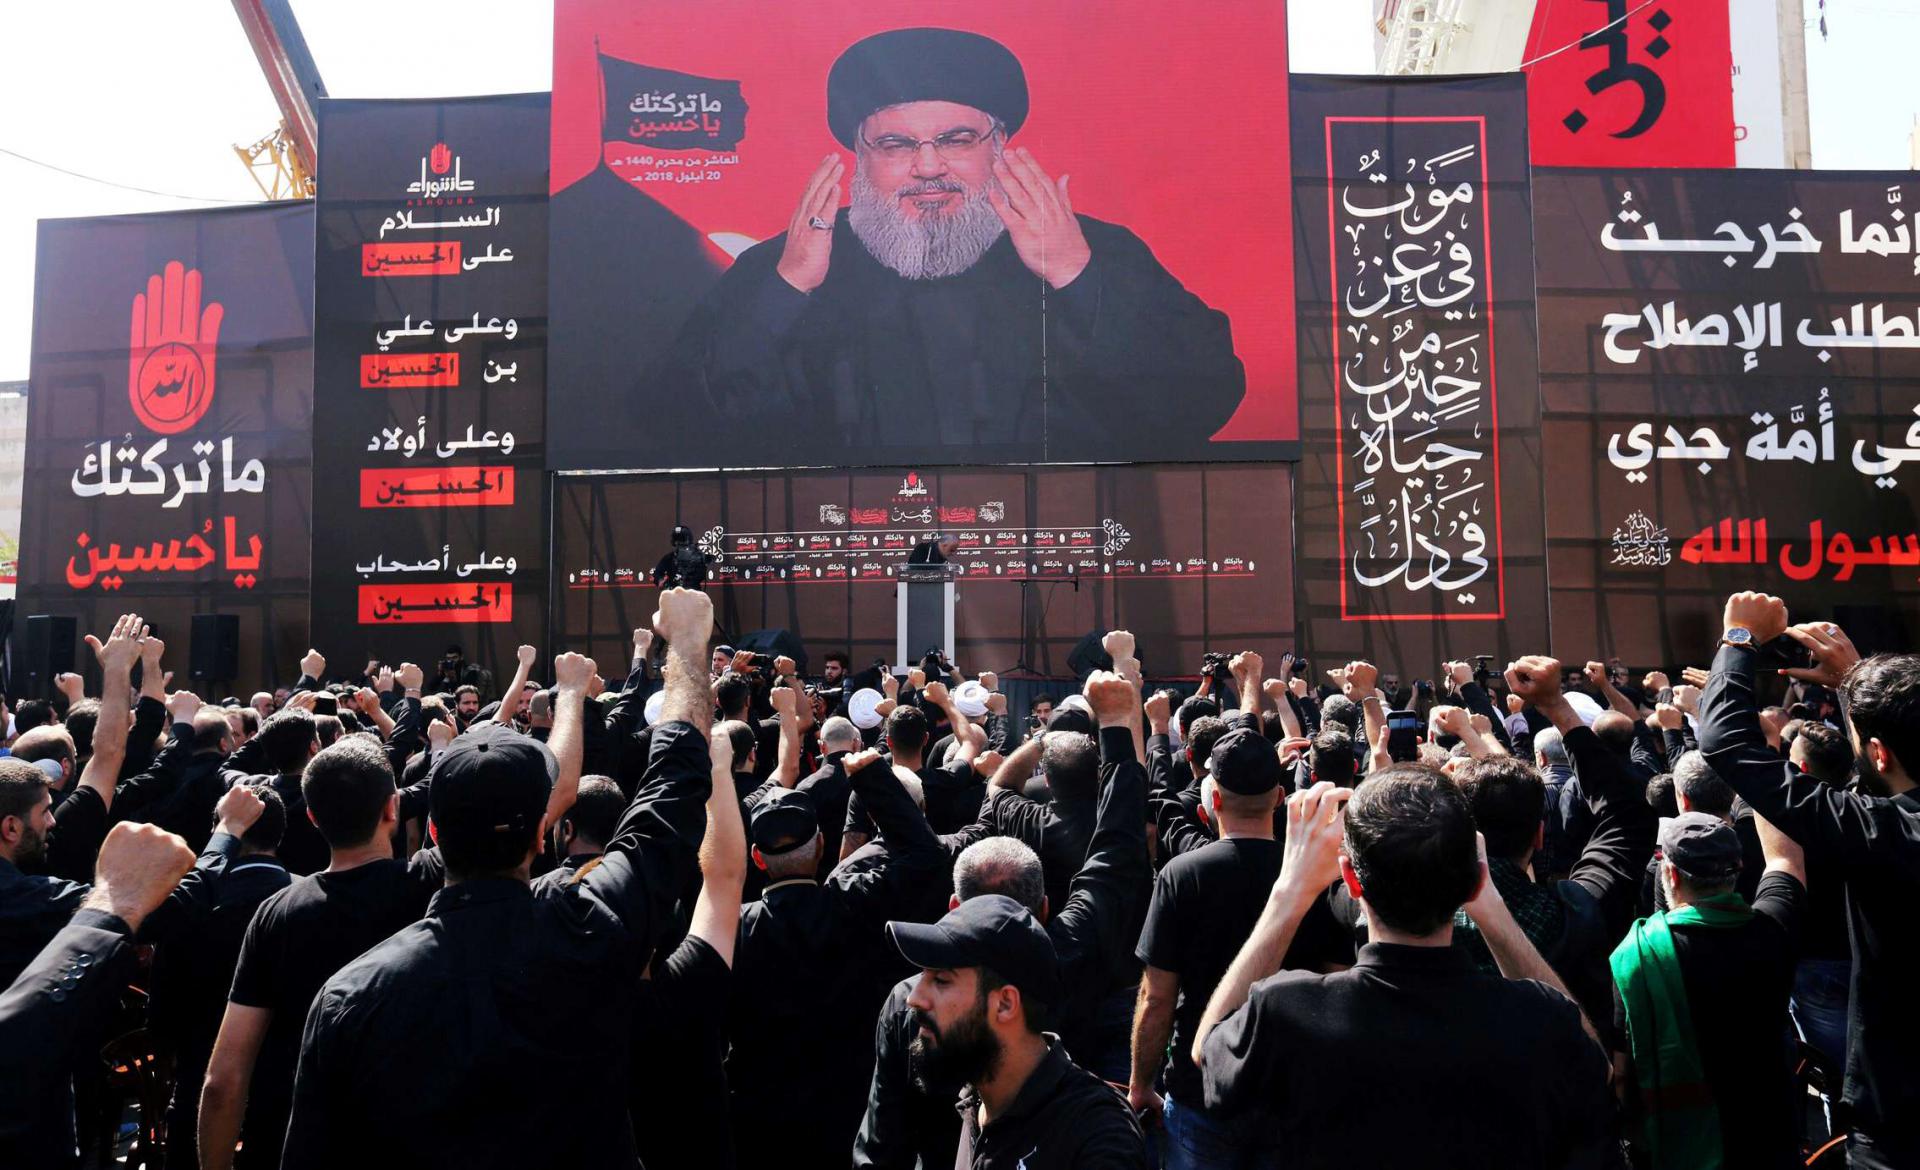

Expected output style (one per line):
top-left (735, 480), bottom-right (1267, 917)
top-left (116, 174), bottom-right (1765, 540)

top-left (18, 615), bottom-right (77, 701)
top-left (1066, 629), bottom-right (1114, 682)
top-left (733, 628), bottom-right (807, 675)
top-left (191, 614), bottom-right (240, 682)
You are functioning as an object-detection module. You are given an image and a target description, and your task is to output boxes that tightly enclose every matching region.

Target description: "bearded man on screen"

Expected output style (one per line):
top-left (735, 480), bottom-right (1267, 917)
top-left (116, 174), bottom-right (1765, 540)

top-left (667, 27), bottom-right (1245, 464)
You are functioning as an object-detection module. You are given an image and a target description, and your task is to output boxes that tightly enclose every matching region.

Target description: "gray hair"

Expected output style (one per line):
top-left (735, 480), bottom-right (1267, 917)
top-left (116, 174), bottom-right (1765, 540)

top-left (1533, 726), bottom-right (1568, 768)
top-left (820, 716), bottom-right (860, 751)
top-left (953, 836), bottom-right (1044, 914)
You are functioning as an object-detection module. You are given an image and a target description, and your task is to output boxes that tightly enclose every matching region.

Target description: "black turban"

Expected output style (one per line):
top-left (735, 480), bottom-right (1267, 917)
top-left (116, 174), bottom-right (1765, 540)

top-left (826, 27), bottom-right (1029, 148)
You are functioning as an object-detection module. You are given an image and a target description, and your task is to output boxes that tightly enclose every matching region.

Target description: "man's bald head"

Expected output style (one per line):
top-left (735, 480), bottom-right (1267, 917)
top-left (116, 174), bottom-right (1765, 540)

top-left (821, 716), bottom-right (860, 752)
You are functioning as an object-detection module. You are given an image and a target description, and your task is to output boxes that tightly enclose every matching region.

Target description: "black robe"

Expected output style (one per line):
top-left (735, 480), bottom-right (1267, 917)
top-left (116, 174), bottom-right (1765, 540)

top-left (663, 209), bottom-right (1245, 464)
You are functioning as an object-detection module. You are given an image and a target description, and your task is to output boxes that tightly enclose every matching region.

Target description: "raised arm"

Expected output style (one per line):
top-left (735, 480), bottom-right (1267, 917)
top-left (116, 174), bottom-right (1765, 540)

top-left (586, 589), bottom-right (716, 951)
top-left (687, 730), bottom-right (746, 966)
top-left (770, 686), bottom-right (803, 788)
top-left (1586, 660), bottom-right (1639, 719)
top-left (494, 644), bottom-right (538, 724)
top-left (1460, 830), bottom-right (1602, 1050)
top-left (1053, 671), bottom-right (1151, 972)
top-left (79, 614), bottom-right (145, 815)
top-left (543, 651), bottom-right (595, 833)
top-left (1697, 594), bottom-right (1909, 872)
top-left (1229, 650), bottom-right (1265, 719)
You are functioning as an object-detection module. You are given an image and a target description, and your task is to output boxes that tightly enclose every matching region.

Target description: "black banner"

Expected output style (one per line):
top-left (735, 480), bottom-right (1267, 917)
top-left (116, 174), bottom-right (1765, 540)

top-left (311, 95), bottom-right (548, 684)
top-left (553, 464), bottom-right (1296, 678)
top-left (601, 56), bottom-right (749, 150)
top-left (1290, 74), bottom-right (1548, 670)
top-left (21, 203), bottom-right (314, 688)
top-left (1537, 168), bottom-right (1920, 664)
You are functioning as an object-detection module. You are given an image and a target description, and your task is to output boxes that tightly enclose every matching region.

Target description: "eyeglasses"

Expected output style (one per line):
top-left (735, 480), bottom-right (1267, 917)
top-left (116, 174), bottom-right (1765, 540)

top-left (860, 125), bottom-right (998, 162)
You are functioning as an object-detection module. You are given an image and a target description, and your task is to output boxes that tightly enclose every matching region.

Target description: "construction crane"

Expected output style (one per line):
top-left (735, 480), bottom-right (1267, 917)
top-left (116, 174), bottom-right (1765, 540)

top-left (229, 0), bottom-right (326, 199)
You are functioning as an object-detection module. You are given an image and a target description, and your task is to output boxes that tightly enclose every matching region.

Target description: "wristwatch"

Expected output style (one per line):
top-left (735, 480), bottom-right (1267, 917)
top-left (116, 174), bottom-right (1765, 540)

top-left (1719, 627), bottom-right (1755, 649)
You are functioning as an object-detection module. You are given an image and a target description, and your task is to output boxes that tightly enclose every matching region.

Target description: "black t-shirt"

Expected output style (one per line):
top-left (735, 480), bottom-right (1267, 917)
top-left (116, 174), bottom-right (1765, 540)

top-left (1612, 871), bottom-right (1806, 1170)
top-left (1136, 836), bottom-right (1347, 1106)
top-left (227, 859), bottom-right (434, 1167)
top-left (632, 934), bottom-right (734, 1170)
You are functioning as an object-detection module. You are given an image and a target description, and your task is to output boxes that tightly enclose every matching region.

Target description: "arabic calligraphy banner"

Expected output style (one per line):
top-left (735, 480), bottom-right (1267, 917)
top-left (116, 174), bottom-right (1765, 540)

top-left (1537, 168), bottom-right (1920, 664)
top-left (553, 464), bottom-right (1296, 676)
top-left (1290, 74), bottom-right (1549, 670)
top-left (20, 203), bottom-right (314, 685)
top-left (548, 0), bottom-right (1297, 470)
top-left (1523, 0), bottom-right (1735, 168)
top-left (311, 95), bottom-right (549, 677)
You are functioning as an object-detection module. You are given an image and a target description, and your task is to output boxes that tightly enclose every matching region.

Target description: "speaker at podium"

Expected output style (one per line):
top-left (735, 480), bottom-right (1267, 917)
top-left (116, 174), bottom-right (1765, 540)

top-left (898, 538), bottom-right (960, 670)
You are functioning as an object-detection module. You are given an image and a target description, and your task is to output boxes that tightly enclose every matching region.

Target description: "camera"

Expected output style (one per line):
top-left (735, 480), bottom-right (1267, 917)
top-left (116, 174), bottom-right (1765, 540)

top-left (1200, 650), bottom-right (1233, 686)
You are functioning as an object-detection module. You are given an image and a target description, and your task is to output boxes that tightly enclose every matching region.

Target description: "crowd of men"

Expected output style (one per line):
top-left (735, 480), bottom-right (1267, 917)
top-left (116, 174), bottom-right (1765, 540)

top-left (0, 587), bottom-right (1912, 1169)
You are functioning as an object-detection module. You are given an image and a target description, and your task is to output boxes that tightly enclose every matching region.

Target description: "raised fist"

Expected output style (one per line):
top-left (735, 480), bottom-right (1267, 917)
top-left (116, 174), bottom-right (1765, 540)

top-left (973, 750), bottom-right (1005, 777)
top-left (1723, 591), bottom-right (1789, 647)
top-left (167, 689), bottom-right (202, 724)
top-left (708, 726), bottom-right (735, 774)
top-left (553, 651), bottom-right (595, 692)
top-left (881, 672), bottom-right (901, 700)
top-left (986, 692), bottom-right (1008, 716)
top-left (773, 655), bottom-right (797, 679)
top-left (1583, 661), bottom-right (1608, 689)
top-left (1447, 661), bottom-right (1474, 687)
top-left (214, 783), bottom-right (266, 836)
top-left (1430, 705), bottom-right (1470, 737)
top-left (1143, 691), bottom-right (1171, 726)
top-left (922, 681), bottom-right (951, 709)
top-left (300, 648), bottom-right (326, 680)
top-left (1084, 670), bottom-right (1140, 725)
top-left (651, 587), bottom-right (715, 651)
top-left (141, 635), bottom-right (167, 668)
top-left (355, 687), bottom-right (380, 713)
top-left (907, 668), bottom-right (927, 691)
top-left (129, 261), bottom-right (223, 434)
top-left (632, 628), bottom-right (654, 659)
top-left (1643, 670), bottom-right (1671, 693)
top-left (427, 718), bottom-right (454, 751)
top-left (770, 687), bottom-right (797, 717)
top-left (1503, 656), bottom-right (1563, 706)
top-left (1651, 703), bottom-right (1683, 732)
top-left (978, 672), bottom-right (999, 692)
top-left (83, 822), bottom-right (195, 932)
top-left (1671, 684), bottom-right (1701, 714)
top-left (517, 644), bottom-right (537, 669)
top-left (1341, 661), bottom-right (1378, 699)
top-left (1102, 630), bottom-right (1136, 661)
top-left (843, 747), bottom-right (883, 775)
top-left (396, 662), bottom-right (423, 692)
top-left (1505, 694), bottom-right (1524, 716)
top-left (1229, 651), bottom-right (1263, 684)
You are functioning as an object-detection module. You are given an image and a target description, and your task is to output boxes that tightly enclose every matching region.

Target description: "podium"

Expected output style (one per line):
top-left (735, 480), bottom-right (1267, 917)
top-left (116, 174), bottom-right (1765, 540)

top-left (896, 563), bottom-right (958, 668)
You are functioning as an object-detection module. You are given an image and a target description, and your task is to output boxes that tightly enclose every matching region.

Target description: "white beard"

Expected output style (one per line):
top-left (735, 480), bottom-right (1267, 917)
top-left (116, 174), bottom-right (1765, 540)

top-left (847, 159), bottom-right (1007, 281)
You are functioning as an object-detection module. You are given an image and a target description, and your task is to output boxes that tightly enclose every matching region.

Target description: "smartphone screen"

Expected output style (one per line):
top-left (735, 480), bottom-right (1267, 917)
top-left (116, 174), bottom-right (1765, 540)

top-left (1386, 709), bottom-right (1421, 763)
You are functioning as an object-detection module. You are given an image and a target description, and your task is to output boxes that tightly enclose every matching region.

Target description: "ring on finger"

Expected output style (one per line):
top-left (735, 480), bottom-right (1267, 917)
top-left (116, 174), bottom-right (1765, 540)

top-left (807, 216), bottom-right (832, 231)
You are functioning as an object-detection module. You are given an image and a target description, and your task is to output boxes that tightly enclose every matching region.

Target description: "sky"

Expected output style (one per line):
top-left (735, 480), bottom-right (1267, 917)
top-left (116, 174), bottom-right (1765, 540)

top-left (0, 0), bottom-right (1909, 383)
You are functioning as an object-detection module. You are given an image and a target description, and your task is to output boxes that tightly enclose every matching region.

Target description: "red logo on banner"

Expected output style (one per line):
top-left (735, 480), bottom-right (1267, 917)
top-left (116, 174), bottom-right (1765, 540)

top-left (128, 261), bottom-right (223, 434)
top-left (360, 352), bottom-right (460, 388)
top-left (359, 583), bottom-right (512, 623)
top-left (938, 506), bottom-right (977, 525)
top-left (1523, 0), bottom-right (1733, 166)
top-left (360, 466), bottom-right (514, 508)
top-left (850, 507), bottom-right (888, 525)
top-left (430, 142), bottom-right (453, 175)
top-left (362, 242), bottom-right (463, 277)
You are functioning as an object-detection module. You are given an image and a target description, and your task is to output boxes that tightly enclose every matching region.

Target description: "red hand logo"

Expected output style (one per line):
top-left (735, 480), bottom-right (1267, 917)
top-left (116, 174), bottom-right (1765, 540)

top-left (128, 261), bottom-right (222, 435)
top-left (430, 142), bottom-right (452, 174)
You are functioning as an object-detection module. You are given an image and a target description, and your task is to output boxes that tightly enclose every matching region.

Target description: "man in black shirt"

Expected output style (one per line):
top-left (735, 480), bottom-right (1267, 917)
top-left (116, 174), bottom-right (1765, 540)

top-left (198, 736), bottom-right (435, 1170)
top-left (1451, 657), bottom-right (1658, 1029)
top-left (728, 751), bottom-right (942, 1166)
top-left (220, 708), bottom-right (325, 876)
top-left (0, 821), bottom-right (196, 1170)
top-left (1197, 770), bottom-right (1611, 1169)
top-left (980, 728), bottom-right (1098, 918)
top-left (1609, 811), bottom-right (1807, 1170)
top-left (281, 589), bottom-right (715, 1169)
top-left (530, 775), bottom-right (625, 893)
top-left (889, 894), bottom-right (1151, 1168)
top-left (856, 669), bottom-right (1150, 1169)
top-left (1132, 726), bottom-right (1343, 1166)
top-left (142, 783), bottom-right (288, 1170)
top-left (798, 715), bottom-right (860, 874)
top-left (1698, 592), bottom-right (1920, 1169)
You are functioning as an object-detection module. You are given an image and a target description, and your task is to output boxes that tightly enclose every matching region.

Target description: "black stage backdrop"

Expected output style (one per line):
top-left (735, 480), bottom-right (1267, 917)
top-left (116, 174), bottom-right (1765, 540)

top-left (1537, 169), bottom-right (1920, 665)
top-left (21, 204), bottom-right (314, 689)
top-left (1290, 75), bottom-right (1548, 671)
top-left (312, 95), bottom-right (549, 682)
top-left (553, 465), bottom-right (1295, 678)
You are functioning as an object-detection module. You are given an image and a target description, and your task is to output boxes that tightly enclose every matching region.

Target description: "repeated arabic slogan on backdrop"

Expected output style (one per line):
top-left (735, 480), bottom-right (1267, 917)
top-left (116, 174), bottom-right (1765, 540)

top-left (311, 96), bottom-right (550, 655)
top-left (1332, 120), bottom-right (1499, 616)
top-left (1531, 168), bottom-right (1920, 659)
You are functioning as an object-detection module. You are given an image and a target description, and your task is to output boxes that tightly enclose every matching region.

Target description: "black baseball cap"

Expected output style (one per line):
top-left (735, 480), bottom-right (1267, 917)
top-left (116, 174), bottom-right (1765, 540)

top-left (749, 789), bottom-right (819, 853)
top-left (1210, 727), bottom-right (1281, 795)
top-left (428, 722), bottom-right (556, 837)
top-left (1659, 812), bottom-right (1743, 881)
top-left (888, 894), bottom-right (1057, 1004)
